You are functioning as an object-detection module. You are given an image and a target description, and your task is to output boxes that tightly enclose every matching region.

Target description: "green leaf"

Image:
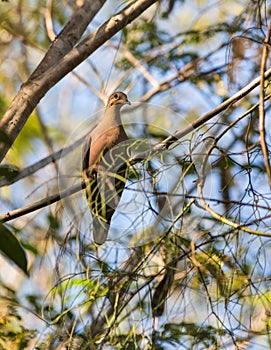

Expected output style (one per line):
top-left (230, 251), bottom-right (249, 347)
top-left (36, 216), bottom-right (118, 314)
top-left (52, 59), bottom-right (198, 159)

top-left (0, 164), bottom-right (20, 181)
top-left (0, 223), bottom-right (28, 275)
top-left (47, 213), bottom-right (60, 230)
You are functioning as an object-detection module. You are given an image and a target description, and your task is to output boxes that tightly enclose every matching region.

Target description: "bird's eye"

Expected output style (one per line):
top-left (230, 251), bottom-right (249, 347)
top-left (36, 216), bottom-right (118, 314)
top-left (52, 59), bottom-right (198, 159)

top-left (113, 93), bottom-right (119, 99)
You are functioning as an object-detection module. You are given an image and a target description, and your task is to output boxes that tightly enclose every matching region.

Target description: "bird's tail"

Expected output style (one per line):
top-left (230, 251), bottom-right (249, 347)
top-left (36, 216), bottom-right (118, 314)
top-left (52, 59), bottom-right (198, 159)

top-left (92, 216), bottom-right (109, 245)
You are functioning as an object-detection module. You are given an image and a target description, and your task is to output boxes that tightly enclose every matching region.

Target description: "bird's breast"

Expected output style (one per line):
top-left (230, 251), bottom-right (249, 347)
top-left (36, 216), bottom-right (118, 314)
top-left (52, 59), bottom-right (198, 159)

top-left (89, 126), bottom-right (127, 167)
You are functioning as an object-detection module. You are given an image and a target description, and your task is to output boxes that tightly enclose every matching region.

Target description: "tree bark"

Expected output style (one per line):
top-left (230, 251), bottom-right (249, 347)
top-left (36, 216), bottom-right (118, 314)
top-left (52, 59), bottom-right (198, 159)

top-left (30, 0), bottom-right (107, 80)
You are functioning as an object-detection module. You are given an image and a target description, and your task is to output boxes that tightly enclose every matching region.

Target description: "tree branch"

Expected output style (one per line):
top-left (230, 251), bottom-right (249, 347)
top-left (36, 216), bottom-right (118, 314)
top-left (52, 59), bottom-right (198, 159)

top-left (150, 66), bottom-right (271, 154)
top-left (0, 181), bottom-right (85, 222)
top-left (30, 0), bottom-right (106, 79)
top-left (0, 133), bottom-right (86, 188)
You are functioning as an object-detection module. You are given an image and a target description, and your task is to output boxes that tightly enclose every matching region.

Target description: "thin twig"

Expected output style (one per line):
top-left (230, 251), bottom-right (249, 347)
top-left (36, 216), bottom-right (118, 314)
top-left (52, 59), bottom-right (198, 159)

top-left (0, 134), bottom-right (87, 187)
top-left (259, 21), bottom-right (271, 188)
top-left (120, 47), bottom-right (160, 88)
top-left (130, 67), bottom-right (271, 162)
top-left (126, 43), bottom-right (228, 108)
top-left (0, 181), bottom-right (85, 222)
top-left (43, 0), bottom-right (56, 41)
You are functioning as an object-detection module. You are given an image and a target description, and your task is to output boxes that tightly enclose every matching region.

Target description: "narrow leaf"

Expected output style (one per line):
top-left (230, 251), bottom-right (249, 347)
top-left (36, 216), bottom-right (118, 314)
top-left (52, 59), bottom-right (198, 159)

top-left (0, 223), bottom-right (28, 275)
top-left (0, 164), bottom-right (20, 181)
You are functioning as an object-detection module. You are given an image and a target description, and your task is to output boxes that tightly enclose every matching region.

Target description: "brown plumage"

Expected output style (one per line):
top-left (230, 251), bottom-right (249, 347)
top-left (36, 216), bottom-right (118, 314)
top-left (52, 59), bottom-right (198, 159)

top-left (82, 92), bottom-right (131, 244)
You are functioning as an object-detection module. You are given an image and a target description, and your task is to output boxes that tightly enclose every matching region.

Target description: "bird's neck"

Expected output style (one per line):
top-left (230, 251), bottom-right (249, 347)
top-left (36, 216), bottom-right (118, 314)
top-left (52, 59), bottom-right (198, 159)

top-left (103, 105), bottom-right (122, 126)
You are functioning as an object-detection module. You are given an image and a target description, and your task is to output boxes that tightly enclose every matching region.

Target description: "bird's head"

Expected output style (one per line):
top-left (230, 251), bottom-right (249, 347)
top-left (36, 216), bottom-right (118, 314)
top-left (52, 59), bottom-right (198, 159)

top-left (107, 92), bottom-right (131, 108)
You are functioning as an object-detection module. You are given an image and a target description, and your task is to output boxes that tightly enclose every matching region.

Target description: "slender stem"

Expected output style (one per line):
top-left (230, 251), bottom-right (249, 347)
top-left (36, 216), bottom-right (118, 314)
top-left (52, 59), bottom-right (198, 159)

top-left (259, 21), bottom-right (271, 188)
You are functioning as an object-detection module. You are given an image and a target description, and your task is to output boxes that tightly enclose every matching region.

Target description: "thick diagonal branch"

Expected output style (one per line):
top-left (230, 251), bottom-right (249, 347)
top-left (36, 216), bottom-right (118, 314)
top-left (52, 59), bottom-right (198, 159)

top-left (30, 0), bottom-right (106, 80)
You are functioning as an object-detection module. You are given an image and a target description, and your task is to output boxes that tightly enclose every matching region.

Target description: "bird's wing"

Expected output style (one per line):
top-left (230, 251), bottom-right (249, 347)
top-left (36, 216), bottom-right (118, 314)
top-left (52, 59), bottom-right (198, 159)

top-left (82, 133), bottom-right (92, 180)
top-left (82, 132), bottom-right (110, 245)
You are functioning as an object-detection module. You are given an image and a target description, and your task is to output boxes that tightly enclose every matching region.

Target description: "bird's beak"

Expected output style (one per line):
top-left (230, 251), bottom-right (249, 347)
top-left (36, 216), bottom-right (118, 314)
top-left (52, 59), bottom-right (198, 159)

top-left (126, 99), bottom-right (131, 105)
